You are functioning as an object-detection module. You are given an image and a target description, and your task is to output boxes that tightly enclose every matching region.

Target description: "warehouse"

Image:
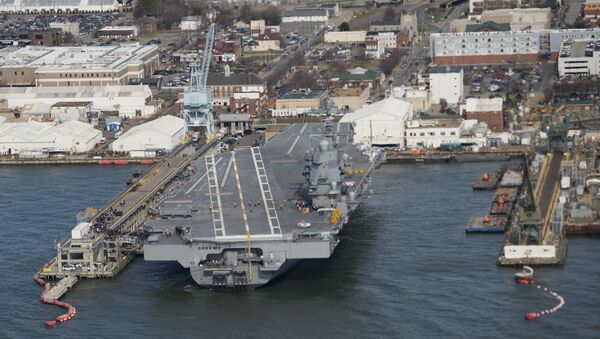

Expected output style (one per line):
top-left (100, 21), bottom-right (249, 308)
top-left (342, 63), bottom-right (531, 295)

top-left (340, 96), bottom-right (413, 147)
top-left (0, 0), bottom-right (120, 13)
top-left (0, 43), bottom-right (159, 86)
top-left (110, 115), bottom-right (187, 157)
top-left (0, 85), bottom-right (156, 118)
top-left (0, 120), bottom-right (102, 155)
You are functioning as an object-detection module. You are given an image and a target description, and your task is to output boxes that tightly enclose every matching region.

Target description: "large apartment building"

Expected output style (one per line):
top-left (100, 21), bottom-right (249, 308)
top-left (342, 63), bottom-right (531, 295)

top-left (0, 44), bottom-right (159, 87)
top-left (430, 31), bottom-right (541, 65)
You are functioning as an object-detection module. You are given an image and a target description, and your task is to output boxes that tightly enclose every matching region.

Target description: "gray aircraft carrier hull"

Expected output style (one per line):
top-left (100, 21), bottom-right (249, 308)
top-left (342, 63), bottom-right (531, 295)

top-left (143, 123), bottom-right (379, 288)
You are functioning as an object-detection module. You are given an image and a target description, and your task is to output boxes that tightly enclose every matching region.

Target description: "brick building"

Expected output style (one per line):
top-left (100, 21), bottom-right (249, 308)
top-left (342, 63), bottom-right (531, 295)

top-left (206, 67), bottom-right (267, 117)
top-left (463, 97), bottom-right (504, 132)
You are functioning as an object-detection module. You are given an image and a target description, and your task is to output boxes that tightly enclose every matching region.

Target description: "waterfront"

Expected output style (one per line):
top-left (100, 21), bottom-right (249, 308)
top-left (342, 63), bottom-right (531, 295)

top-left (1, 163), bottom-right (600, 338)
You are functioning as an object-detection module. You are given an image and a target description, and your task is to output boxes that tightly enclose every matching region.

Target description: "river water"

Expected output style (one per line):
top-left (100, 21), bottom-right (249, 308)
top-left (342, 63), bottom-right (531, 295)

top-left (1, 163), bottom-right (599, 338)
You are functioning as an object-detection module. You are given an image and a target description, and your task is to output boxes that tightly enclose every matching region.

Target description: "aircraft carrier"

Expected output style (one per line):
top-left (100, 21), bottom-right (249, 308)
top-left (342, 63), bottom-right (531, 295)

top-left (143, 122), bottom-right (382, 288)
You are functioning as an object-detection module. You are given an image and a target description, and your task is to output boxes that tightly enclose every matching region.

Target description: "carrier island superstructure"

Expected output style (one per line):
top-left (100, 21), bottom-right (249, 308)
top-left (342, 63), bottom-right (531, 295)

top-left (143, 122), bottom-right (382, 287)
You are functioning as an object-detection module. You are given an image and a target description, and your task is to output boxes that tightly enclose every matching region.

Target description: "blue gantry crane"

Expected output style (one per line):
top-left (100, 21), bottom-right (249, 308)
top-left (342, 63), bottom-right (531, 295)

top-left (183, 24), bottom-right (215, 136)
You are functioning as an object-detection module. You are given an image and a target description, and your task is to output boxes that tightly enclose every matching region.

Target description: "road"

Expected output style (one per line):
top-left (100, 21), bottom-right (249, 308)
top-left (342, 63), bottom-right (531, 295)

top-left (393, 1), bottom-right (467, 87)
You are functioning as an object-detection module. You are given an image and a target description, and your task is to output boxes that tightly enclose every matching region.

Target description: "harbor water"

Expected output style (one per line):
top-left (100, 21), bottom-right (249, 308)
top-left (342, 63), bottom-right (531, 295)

top-left (1, 163), bottom-right (599, 338)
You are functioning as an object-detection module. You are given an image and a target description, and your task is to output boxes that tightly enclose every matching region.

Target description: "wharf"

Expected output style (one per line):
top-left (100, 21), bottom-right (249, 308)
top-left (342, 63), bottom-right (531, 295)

top-left (37, 140), bottom-right (216, 287)
top-left (0, 156), bottom-right (157, 166)
top-left (386, 148), bottom-right (526, 164)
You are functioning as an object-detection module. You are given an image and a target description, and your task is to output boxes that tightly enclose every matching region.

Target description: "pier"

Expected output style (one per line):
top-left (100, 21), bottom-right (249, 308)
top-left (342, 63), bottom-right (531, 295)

top-left (35, 140), bottom-right (216, 318)
top-left (0, 156), bottom-right (157, 166)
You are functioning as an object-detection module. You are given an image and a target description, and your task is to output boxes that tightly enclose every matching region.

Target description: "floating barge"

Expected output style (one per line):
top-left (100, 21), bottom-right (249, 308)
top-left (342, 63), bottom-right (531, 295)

top-left (473, 173), bottom-right (500, 190)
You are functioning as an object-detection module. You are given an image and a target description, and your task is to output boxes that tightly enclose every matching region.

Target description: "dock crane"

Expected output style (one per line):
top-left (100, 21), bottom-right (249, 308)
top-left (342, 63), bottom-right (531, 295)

top-left (183, 24), bottom-right (215, 137)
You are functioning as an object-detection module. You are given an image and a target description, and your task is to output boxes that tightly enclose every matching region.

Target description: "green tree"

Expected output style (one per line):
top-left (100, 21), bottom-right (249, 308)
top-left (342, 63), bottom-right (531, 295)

top-left (339, 22), bottom-right (350, 31)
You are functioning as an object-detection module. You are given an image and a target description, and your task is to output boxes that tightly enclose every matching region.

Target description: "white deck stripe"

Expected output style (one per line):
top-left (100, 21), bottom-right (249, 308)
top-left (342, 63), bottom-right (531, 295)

top-left (286, 123), bottom-right (308, 155)
top-left (220, 154), bottom-right (234, 188)
top-left (185, 157), bottom-right (223, 195)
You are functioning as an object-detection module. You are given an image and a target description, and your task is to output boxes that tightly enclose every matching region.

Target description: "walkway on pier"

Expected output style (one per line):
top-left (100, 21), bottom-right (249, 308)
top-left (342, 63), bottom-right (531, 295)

top-left (535, 151), bottom-right (563, 243)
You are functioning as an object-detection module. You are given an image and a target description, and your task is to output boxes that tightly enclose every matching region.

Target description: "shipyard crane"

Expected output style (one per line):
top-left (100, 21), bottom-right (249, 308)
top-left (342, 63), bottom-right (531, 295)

top-left (183, 24), bottom-right (215, 136)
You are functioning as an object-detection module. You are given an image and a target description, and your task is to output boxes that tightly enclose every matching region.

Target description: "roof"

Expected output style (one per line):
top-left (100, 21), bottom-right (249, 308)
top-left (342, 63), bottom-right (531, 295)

top-left (117, 115), bottom-right (186, 140)
top-left (340, 97), bottom-right (412, 122)
top-left (465, 21), bottom-right (510, 32)
top-left (218, 113), bottom-right (251, 122)
top-left (333, 68), bottom-right (383, 81)
top-left (278, 89), bottom-right (325, 100)
top-left (331, 87), bottom-right (366, 97)
top-left (282, 9), bottom-right (327, 17)
top-left (371, 19), bottom-right (401, 26)
top-left (0, 120), bottom-right (101, 145)
top-left (206, 73), bottom-right (266, 87)
top-left (465, 97), bottom-right (503, 112)
top-left (51, 101), bottom-right (93, 108)
top-left (430, 66), bottom-right (463, 74)
top-left (0, 85), bottom-right (152, 99)
top-left (0, 44), bottom-right (157, 71)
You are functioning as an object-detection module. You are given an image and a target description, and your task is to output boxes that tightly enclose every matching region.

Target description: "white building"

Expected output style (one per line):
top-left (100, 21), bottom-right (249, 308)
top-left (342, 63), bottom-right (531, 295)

top-left (49, 22), bottom-right (80, 35)
top-left (180, 16), bottom-right (203, 31)
top-left (393, 86), bottom-right (431, 113)
top-left (340, 97), bottom-right (413, 146)
top-left (110, 115), bottom-right (187, 157)
top-left (324, 31), bottom-right (367, 43)
top-left (405, 119), bottom-right (486, 149)
top-left (365, 36), bottom-right (385, 59)
top-left (429, 66), bottom-right (464, 105)
top-left (0, 120), bottom-right (102, 155)
top-left (96, 26), bottom-right (139, 40)
top-left (430, 31), bottom-right (541, 65)
top-left (376, 32), bottom-right (397, 49)
top-left (558, 39), bottom-right (600, 77)
top-left (0, 44), bottom-right (159, 87)
top-left (0, 85), bottom-right (156, 118)
top-left (0, 0), bottom-right (120, 13)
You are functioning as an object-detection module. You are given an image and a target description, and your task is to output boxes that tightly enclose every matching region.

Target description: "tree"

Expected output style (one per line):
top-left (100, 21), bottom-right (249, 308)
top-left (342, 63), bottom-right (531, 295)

top-left (383, 7), bottom-right (396, 21)
top-left (239, 3), bottom-right (254, 22)
top-left (339, 22), bottom-right (350, 31)
top-left (217, 7), bottom-right (234, 27)
top-left (261, 6), bottom-right (282, 26)
top-left (440, 98), bottom-right (448, 113)
top-left (289, 70), bottom-right (318, 89)
top-left (133, 3), bottom-right (146, 18)
top-left (292, 50), bottom-right (305, 66)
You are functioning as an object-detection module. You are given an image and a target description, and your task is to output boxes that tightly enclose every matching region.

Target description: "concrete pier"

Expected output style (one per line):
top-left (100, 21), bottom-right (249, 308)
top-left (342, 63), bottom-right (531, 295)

top-left (38, 141), bottom-right (216, 284)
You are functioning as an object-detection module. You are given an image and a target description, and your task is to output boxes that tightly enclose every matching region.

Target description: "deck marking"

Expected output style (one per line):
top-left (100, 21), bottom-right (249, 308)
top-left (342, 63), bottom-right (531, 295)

top-left (185, 157), bottom-right (223, 195)
top-left (231, 151), bottom-right (253, 281)
top-left (220, 154), bottom-right (234, 188)
top-left (287, 123), bottom-right (308, 155)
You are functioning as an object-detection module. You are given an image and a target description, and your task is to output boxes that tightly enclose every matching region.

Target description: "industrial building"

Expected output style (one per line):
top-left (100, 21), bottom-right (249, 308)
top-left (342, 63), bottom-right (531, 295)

top-left (429, 66), bottom-right (464, 105)
top-left (0, 44), bottom-right (159, 86)
top-left (430, 31), bottom-right (541, 65)
top-left (330, 87), bottom-right (370, 111)
top-left (468, 0), bottom-right (547, 14)
top-left (0, 0), bottom-right (120, 13)
top-left (0, 120), bottom-right (102, 155)
top-left (281, 9), bottom-right (328, 33)
top-left (272, 89), bottom-right (327, 117)
top-left (405, 119), bottom-right (487, 149)
top-left (463, 97), bottom-right (504, 132)
top-left (0, 85), bottom-right (156, 118)
top-left (110, 115), bottom-right (187, 157)
top-left (339, 96), bottom-right (413, 147)
top-left (324, 31), bottom-right (367, 44)
top-left (180, 16), bottom-right (203, 31)
top-left (558, 39), bottom-right (600, 77)
top-left (206, 69), bottom-right (268, 116)
top-left (476, 8), bottom-right (551, 31)
top-left (96, 26), bottom-right (139, 40)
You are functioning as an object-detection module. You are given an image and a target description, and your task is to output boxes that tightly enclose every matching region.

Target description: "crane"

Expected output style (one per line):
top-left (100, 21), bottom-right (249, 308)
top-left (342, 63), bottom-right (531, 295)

top-left (183, 24), bottom-right (215, 136)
